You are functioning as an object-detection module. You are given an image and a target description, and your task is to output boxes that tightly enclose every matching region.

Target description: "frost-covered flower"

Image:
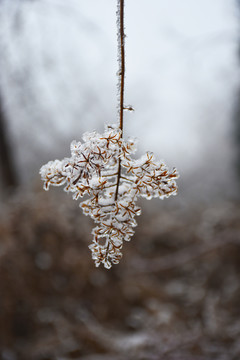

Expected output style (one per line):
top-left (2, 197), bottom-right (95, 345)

top-left (40, 124), bottom-right (179, 269)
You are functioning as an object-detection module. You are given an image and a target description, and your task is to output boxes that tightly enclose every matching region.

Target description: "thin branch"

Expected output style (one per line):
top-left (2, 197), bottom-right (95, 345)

top-left (115, 160), bottom-right (122, 201)
top-left (103, 183), bottom-right (117, 189)
top-left (121, 175), bottom-right (134, 183)
top-left (119, 0), bottom-right (125, 132)
top-left (115, 0), bottom-right (125, 201)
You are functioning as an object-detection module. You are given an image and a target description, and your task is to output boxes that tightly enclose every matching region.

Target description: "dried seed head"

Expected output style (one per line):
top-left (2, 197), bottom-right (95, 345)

top-left (40, 124), bottom-right (179, 269)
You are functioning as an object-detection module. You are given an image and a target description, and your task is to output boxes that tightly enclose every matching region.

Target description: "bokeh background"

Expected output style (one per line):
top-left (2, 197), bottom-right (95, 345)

top-left (0, 0), bottom-right (240, 359)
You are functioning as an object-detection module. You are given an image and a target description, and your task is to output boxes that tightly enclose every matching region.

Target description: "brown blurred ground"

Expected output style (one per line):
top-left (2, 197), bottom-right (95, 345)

top-left (0, 188), bottom-right (240, 360)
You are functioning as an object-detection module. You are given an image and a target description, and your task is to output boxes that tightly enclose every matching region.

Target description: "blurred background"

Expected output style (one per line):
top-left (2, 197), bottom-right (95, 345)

top-left (0, 0), bottom-right (240, 359)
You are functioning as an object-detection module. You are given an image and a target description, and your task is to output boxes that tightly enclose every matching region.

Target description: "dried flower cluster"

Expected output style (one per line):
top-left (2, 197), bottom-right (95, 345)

top-left (40, 124), bottom-right (179, 268)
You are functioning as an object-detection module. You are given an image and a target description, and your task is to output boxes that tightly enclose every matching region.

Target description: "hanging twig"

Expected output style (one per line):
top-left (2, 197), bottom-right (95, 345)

top-left (40, 0), bottom-right (179, 269)
top-left (115, 0), bottom-right (125, 201)
top-left (118, 0), bottom-right (125, 132)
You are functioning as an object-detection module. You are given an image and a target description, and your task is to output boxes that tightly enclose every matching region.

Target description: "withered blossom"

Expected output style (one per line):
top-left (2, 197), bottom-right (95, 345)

top-left (40, 124), bottom-right (179, 268)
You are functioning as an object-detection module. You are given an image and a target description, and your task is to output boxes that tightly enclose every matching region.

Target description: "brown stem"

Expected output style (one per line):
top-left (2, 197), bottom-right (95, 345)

top-left (102, 172), bottom-right (118, 177)
top-left (121, 176), bottom-right (134, 183)
top-left (115, 0), bottom-right (125, 201)
top-left (119, 0), bottom-right (125, 132)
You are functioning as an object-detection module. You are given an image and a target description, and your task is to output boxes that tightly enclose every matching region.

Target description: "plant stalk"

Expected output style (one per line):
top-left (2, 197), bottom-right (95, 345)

top-left (115, 0), bottom-right (125, 201)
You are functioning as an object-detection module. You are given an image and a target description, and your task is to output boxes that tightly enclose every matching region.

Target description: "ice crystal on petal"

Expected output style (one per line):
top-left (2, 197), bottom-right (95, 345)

top-left (40, 124), bottom-right (179, 269)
